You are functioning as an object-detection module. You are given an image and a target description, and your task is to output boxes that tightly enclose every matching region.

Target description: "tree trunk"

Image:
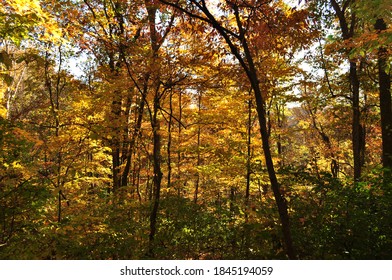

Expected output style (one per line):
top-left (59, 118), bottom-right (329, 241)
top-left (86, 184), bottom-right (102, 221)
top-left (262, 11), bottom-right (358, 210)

top-left (276, 102), bottom-right (284, 167)
top-left (177, 90), bottom-right (183, 196)
top-left (241, 24), bottom-right (295, 260)
top-left (45, 49), bottom-right (64, 223)
top-left (350, 61), bottom-right (362, 181)
top-left (158, 0), bottom-right (296, 259)
top-left (330, 0), bottom-right (363, 181)
top-left (148, 92), bottom-right (163, 256)
top-left (146, 0), bottom-right (165, 256)
top-left (375, 18), bottom-right (392, 170)
top-left (254, 88), bottom-right (295, 259)
top-left (167, 90), bottom-right (173, 188)
top-left (194, 93), bottom-right (202, 204)
top-left (110, 90), bottom-right (122, 192)
top-left (245, 95), bottom-right (252, 218)
top-left (121, 96), bottom-right (145, 187)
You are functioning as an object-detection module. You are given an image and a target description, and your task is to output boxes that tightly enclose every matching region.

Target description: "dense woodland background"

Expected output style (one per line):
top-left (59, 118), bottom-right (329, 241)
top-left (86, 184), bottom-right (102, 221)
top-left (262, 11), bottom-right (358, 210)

top-left (0, 0), bottom-right (391, 259)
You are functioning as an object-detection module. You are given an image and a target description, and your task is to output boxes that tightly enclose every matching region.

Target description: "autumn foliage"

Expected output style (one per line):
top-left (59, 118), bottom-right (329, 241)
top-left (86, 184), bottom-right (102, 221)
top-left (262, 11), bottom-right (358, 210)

top-left (0, 0), bottom-right (391, 259)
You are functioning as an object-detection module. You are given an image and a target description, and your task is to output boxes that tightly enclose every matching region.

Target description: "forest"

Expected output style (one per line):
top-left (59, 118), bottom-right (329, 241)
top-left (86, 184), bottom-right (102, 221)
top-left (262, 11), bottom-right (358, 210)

top-left (0, 0), bottom-right (391, 260)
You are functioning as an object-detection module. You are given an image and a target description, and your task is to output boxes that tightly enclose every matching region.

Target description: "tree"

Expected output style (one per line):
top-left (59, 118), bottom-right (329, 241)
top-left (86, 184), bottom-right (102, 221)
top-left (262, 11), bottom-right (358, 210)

top-left (374, 18), bottom-right (392, 170)
top-left (329, 0), bottom-right (363, 181)
top-left (159, 0), bottom-right (313, 259)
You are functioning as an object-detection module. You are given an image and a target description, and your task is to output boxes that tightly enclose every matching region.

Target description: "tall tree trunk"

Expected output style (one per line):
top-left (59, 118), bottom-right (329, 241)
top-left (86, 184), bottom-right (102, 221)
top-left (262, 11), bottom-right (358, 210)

top-left (148, 90), bottom-right (163, 256)
top-left (194, 93), bottom-right (202, 204)
top-left (145, 0), bottom-right (168, 256)
top-left (253, 81), bottom-right (295, 259)
top-left (167, 90), bottom-right (173, 188)
top-left (177, 90), bottom-right (183, 196)
top-left (239, 16), bottom-right (295, 260)
top-left (45, 49), bottom-right (64, 223)
top-left (350, 61), bottom-right (362, 181)
top-left (108, 49), bottom-right (122, 193)
top-left (243, 95), bottom-right (253, 257)
top-left (330, 0), bottom-right (363, 181)
top-left (158, 0), bottom-right (295, 259)
top-left (110, 90), bottom-right (122, 192)
top-left (276, 102), bottom-right (285, 167)
top-left (245, 95), bottom-right (252, 217)
top-left (121, 96), bottom-right (145, 187)
top-left (119, 93), bottom-right (132, 187)
top-left (375, 18), bottom-right (392, 170)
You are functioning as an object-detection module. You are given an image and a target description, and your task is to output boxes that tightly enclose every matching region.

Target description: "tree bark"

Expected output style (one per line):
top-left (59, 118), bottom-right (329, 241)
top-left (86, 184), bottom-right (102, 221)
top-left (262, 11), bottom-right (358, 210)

top-left (110, 87), bottom-right (122, 192)
top-left (148, 95), bottom-right (163, 255)
top-left (245, 96), bottom-right (252, 214)
top-left (177, 90), bottom-right (183, 196)
top-left (350, 61), bottom-right (362, 180)
top-left (167, 90), bottom-right (173, 189)
top-left (145, 0), bottom-right (169, 256)
top-left (236, 7), bottom-right (295, 259)
top-left (121, 96), bottom-right (145, 187)
top-left (375, 18), bottom-right (392, 170)
top-left (330, 0), bottom-right (363, 181)
top-left (194, 93), bottom-right (202, 204)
